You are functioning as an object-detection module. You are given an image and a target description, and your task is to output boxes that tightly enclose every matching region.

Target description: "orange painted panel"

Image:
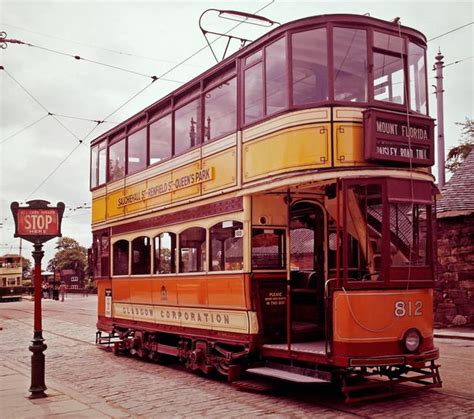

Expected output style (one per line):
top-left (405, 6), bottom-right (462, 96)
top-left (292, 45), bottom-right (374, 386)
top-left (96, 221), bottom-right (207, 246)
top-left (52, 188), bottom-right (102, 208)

top-left (151, 277), bottom-right (179, 306)
top-left (128, 278), bottom-right (153, 304)
top-left (207, 274), bottom-right (247, 309)
top-left (333, 289), bottom-right (433, 343)
top-left (111, 278), bottom-right (132, 303)
top-left (176, 276), bottom-right (208, 306)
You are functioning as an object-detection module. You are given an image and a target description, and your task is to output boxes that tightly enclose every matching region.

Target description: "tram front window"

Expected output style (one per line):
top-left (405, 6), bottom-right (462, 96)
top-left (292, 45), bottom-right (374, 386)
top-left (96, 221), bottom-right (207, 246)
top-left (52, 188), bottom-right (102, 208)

top-left (389, 203), bottom-right (429, 267)
top-left (346, 184), bottom-right (383, 281)
top-left (333, 28), bottom-right (368, 102)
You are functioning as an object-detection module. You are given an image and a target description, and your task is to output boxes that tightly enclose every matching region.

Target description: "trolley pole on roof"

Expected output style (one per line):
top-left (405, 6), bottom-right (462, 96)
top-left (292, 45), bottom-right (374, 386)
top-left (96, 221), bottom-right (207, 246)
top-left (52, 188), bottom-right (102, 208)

top-left (434, 50), bottom-right (445, 189)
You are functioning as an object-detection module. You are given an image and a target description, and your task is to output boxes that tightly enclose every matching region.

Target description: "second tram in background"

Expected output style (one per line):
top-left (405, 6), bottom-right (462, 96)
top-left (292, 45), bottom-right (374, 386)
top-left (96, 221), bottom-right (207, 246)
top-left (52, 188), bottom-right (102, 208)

top-left (91, 13), bottom-right (441, 402)
top-left (0, 254), bottom-right (23, 301)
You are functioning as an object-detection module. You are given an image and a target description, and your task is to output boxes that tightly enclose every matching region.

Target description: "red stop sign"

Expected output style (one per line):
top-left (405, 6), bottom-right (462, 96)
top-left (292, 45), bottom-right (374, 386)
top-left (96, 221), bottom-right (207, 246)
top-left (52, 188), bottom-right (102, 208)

top-left (17, 208), bottom-right (60, 236)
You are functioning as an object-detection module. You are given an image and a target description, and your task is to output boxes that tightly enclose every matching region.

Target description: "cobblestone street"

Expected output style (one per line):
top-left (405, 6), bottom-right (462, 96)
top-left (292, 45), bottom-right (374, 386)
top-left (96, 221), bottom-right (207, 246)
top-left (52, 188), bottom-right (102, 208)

top-left (1, 296), bottom-right (473, 417)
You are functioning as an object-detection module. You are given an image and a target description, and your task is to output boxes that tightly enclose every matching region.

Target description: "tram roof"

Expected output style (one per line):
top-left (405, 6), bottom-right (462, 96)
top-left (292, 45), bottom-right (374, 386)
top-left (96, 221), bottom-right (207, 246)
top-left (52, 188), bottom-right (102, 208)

top-left (91, 13), bottom-right (427, 147)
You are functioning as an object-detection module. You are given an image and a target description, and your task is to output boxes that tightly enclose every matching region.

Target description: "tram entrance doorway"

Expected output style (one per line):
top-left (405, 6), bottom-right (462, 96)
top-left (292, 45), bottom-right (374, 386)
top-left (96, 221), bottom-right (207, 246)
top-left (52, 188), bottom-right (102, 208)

top-left (289, 201), bottom-right (326, 342)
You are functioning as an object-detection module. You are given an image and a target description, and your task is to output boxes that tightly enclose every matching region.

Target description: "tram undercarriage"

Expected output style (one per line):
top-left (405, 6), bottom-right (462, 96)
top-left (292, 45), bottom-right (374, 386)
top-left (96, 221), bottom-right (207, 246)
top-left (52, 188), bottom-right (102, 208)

top-left (96, 327), bottom-right (441, 403)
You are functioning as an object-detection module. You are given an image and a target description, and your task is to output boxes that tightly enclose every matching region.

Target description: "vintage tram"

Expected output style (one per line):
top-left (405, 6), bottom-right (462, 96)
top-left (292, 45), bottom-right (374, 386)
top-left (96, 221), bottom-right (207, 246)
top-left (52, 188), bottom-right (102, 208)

top-left (91, 13), bottom-right (441, 401)
top-left (0, 254), bottom-right (23, 301)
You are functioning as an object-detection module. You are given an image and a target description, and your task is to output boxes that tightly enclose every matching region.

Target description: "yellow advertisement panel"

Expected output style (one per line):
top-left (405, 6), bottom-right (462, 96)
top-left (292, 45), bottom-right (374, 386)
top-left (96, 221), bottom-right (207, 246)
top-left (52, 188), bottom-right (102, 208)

top-left (243, 123), bottom-right (331, 182)
top-left (202, 148), bottom-right (237, 193)
top-left (92, 196), bottom-right (106, 223)
top-left (333, 123), bottom-right (365, 166)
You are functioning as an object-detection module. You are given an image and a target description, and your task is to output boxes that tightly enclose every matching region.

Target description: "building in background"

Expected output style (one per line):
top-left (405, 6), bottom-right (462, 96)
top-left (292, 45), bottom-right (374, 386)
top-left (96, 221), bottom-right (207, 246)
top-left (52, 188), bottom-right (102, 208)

top-left (436, 148), bottom-right (474, 327)
top-left (60, 268), bottom-right (85, 289)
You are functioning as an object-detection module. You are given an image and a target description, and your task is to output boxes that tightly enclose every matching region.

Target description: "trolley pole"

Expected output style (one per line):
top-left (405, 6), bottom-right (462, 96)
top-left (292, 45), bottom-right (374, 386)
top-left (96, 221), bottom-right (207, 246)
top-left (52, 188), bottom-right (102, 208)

top-left (30, 241), bottom-right (47, 398)
top-left (434, 50), bottom-right (445, 189)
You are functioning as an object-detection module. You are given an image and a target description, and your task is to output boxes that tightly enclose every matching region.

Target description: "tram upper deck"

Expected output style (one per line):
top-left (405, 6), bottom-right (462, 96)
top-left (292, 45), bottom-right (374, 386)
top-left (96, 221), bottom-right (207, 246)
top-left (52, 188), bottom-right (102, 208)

top-left (90, 14), bottom-right (434, 227)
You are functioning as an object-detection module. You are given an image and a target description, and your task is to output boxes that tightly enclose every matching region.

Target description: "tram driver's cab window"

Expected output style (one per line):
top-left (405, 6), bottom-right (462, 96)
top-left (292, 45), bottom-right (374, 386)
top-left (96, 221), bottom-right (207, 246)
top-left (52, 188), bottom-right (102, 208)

top-left (345, 184), bottom-right (383, 281)
top-left (180, 227), bottom-right (206, 273)
top-left (210, 221), bottom-right (243, 271)
top-left (113, 239), bottom-right (129, 276)
top-left (252, 228), bottom-right (286, 269)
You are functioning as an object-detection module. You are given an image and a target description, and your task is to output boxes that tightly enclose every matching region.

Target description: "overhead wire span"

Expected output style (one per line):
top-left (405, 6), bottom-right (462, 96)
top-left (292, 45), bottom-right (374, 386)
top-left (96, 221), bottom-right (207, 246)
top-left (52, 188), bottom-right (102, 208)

top-left (24, 141), bottom-right (84, 202)
top-left (1, 67), bottom-right (83, 143)
top-left (427, 21), bottom-right (473, 42)
top-left (0, 21), bottom-right (199, 67)
top-left (0, 113), bottom-right (49, 145)
top-left (444, 56), bottom-right (473, 68)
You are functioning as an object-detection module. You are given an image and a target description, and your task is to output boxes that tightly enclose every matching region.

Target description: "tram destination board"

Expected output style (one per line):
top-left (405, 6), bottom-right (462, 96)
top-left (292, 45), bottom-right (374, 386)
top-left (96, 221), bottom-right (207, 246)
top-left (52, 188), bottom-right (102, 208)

top-left (363, 109), bottom-right (435, 166)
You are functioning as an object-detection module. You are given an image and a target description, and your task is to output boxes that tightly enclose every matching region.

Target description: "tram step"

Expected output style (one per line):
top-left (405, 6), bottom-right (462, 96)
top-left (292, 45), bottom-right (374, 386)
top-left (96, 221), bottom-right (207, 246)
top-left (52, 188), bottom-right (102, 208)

top-left (246, 367), bottom-right (328, 383)
top-left (232, 378), bottom-right (277, 393)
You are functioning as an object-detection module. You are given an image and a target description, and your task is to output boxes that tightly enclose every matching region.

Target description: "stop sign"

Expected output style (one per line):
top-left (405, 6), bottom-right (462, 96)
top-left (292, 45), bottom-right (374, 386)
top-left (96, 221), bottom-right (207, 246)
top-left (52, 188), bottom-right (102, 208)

top-left (17, 209), bottom-right (60, 235)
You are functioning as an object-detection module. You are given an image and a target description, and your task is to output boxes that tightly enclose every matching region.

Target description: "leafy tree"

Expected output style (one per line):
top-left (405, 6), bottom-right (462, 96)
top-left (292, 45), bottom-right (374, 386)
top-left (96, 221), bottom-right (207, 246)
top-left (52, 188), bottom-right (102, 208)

top-left (47, 237), bottom-right (88, 276)
top-left (21, 257), bottom-right (32, 279)
top-left (446, 118), bottom-right (474, 173)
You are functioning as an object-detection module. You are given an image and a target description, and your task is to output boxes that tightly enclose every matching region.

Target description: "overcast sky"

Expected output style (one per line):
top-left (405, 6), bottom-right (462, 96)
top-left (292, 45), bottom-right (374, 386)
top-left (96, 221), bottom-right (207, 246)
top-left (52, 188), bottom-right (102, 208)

top-left (1, 0), bottom-right (472, 265)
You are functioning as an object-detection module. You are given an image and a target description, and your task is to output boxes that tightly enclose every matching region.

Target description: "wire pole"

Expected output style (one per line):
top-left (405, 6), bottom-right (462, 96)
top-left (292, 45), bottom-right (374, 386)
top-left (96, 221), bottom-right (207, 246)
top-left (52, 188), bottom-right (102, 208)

top-left (434, 50), bottom-right (445, 189)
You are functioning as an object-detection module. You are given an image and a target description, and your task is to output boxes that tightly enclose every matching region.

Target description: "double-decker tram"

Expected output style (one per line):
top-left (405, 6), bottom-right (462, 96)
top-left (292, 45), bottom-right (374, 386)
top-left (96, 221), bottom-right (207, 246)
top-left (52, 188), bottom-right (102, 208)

top-left (91, 13), bottom-right (441, 401)
top-left (0, 254), bottom-right (23, 301)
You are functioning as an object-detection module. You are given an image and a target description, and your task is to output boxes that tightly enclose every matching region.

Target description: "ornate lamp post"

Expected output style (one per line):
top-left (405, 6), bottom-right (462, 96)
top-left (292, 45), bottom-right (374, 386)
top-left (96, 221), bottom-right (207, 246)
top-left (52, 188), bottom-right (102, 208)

top-left (11, 200), bottom-right (65, 398)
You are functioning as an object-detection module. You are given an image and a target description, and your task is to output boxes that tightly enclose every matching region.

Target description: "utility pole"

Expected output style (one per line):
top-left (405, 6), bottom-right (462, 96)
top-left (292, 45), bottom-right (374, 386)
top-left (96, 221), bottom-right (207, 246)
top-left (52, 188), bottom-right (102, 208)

top-left (434, 50), bottom-right (445, 189)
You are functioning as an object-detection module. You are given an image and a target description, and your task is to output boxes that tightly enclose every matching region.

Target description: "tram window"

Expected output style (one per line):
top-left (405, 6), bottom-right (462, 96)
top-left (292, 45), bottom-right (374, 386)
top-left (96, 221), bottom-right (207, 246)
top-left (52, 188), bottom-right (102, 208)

top-left (292, 28), bottom-right (328, 105)
top-left (244, 62), bottom-right (264, 124)
top-left (98, 146), bottom-right (106, 185)
top-left (373, 52), bottom-right (404, 104)
top-left (90, 143), bottom-right (107, 188)
top-left (174, 99), bottom-right (200, 156)
top-left (210, 221), bottom-right (243, 271)
top-left (252, 228), bottom-right (286, 270)
top-left (409, 42), bottom-right (427, 114)
top-left (180, 227), bottom-right (206, 273)
top-left (150, 114), bottom-right (172, 164)
top-left (333, 28), bottom-right (368, 102)
top-left (204, 77), bottom-right (237, 142)
top-left (154, 232), bottom-right (176, 274)
top-left (389, 203), bottom-right (429, 267)
top-left (113, 239), bottom-right (129, 276)
top-left (127, 128), bottom-right (147, 174)
top-left (131, 236), bottom-right (151, 275)
top-left (265, 37), bottom-right (287, 115)
top-left (109, 138), bottom-right (126, 181)
top-left (90, 146), bottom-right (98, 188)
top-left (346, 184), bottom-right (383, 281)
top-left (374, 32), bottom-right (405, 54)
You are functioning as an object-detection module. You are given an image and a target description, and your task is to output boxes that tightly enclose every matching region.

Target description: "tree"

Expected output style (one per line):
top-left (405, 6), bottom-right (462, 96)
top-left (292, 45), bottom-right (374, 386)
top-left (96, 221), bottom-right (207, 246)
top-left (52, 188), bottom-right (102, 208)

top-left (47, 237), bottom-right (88, 277)
top-left (446, 118), bottom-right (474, 173)
top-left (21, 257), bottom-right (32, 280)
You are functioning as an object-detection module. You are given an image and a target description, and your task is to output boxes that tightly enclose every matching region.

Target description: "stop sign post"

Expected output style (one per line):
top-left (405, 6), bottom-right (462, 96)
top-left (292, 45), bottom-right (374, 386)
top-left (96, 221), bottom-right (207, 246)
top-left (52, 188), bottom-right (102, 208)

top-left (11, 200), bottom-right (65, 399)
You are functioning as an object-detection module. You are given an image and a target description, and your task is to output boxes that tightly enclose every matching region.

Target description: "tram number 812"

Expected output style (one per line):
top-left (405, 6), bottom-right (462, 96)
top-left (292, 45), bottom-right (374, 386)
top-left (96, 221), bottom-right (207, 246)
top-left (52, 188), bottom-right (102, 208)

top-left (395, 300), bottom-right (423, 317)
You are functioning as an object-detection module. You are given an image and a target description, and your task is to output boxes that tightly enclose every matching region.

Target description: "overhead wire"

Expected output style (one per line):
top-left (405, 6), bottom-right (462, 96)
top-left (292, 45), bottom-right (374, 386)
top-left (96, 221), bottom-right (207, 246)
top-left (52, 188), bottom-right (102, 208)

top-left (0, 113), bottom-right (49, 145)
top-left (10, 0), bottom-right (277, 201)
top-left (0, 20), bottom-right (198, 67)
top-left (427, 21), bottom-right (473, 42)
